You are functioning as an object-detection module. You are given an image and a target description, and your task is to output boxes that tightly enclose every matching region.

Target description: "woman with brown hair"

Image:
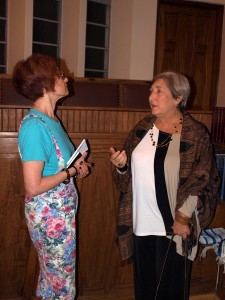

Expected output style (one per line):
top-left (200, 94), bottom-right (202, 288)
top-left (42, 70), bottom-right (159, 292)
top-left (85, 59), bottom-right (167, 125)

top-left (13, 53), bottom-right (91, 299)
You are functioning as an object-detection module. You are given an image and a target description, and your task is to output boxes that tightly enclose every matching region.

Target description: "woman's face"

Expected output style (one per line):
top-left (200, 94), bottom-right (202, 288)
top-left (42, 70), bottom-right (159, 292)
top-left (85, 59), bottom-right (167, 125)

top-left (52, 73), bottom-right (69, 100)
top-left (149, 78), bottom-right (179, 118)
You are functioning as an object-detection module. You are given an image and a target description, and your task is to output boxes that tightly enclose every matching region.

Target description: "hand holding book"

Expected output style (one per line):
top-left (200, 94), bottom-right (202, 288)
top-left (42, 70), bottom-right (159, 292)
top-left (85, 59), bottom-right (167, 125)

top-left (67, 139), bottom-right (94, 178)
top-left (67, 139), bottom-right (89, 168)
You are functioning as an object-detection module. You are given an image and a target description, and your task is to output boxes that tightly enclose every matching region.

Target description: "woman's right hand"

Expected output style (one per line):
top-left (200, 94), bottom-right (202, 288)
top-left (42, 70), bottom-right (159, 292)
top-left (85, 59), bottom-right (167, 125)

top-left (109, 147), bottom-right (127, 168)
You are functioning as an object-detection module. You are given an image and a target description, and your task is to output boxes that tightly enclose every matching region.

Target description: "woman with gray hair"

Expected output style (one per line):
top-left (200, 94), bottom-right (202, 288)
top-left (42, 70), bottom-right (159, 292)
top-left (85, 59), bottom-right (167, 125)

top-left (110, 71), bottom-right (219, 300)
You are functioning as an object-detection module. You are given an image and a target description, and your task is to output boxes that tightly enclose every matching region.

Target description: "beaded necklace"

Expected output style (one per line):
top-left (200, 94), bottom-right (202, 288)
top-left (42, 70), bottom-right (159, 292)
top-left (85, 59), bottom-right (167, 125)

top-left (149, 118), bottom-right (183, 148)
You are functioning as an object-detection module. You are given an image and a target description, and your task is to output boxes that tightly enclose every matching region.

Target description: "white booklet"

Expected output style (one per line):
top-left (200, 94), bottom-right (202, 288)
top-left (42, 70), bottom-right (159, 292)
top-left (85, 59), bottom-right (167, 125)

top-left (67, 139), bottom-right (88, 168)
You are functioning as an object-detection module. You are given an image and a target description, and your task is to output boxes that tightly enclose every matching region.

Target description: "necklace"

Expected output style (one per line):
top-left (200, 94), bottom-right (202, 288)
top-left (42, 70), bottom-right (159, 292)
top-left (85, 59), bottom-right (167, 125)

top-left (174, 117), bottom-right (183, 133)
top-left (149, 118), bottom-right (183, 148)
top-left (149, 126), bottom-right (172, 148)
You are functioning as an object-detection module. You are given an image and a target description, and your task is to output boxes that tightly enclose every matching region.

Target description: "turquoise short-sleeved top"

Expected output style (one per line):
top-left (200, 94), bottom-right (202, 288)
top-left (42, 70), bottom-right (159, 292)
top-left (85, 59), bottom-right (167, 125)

top-left (18, 108), bottom-right (75, 177)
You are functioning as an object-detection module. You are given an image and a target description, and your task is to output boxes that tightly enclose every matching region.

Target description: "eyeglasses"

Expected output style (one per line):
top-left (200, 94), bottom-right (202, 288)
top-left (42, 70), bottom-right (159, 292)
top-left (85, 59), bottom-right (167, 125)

top-left (59, 73), bottom-right (66, 80)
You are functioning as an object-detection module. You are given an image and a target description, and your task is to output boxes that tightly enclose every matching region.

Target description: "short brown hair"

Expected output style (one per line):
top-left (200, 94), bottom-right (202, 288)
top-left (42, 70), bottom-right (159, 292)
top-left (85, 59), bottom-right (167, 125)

top-left (12, 54), bottom-right (59, 101)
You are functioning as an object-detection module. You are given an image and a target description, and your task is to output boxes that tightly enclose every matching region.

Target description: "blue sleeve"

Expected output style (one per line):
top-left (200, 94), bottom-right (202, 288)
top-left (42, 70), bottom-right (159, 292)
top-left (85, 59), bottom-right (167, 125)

top-left (18, 117), bottom-right (54, 162)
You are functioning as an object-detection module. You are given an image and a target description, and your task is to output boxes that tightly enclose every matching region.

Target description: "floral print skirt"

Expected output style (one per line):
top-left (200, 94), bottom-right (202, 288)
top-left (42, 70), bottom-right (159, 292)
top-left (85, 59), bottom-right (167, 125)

top-left (25, 181), bottom-right (78, 300)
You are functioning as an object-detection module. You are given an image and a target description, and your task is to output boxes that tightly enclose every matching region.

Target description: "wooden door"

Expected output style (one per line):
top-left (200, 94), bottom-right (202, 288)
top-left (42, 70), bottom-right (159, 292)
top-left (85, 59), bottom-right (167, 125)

top-left (155, 0), bottom-right (223, 110)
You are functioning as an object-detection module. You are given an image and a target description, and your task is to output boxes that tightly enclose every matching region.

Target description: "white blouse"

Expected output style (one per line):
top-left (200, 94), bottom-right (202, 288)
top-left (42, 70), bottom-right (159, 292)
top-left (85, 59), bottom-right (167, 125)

top-left (131, 125), bottom-right (181, 236)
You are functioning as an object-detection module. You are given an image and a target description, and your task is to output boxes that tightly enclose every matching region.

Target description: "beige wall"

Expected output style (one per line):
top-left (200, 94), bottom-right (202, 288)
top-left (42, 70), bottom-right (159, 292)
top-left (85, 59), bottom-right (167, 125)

top-left (61, 0), bottom-right (86, 76)
top-left (109, 0), bottom-right (157, 80)
top-left (6, 0), bottom-right (225, 106)
top-left (7, 0), bottom-right (33, 72)
top-left (129, 0), bottom-right (157, 80)
top-left (109, 0), bottom-right (133, 79)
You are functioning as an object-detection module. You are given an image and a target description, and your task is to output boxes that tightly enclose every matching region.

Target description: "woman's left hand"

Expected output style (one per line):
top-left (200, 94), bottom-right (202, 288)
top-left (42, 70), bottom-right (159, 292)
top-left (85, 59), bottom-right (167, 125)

top-left (74, 152), bottom-right (92, 178)
top-left (172, 221), bottom-right (190, 239)
top-left (172, 211), bottom-right (191, 239)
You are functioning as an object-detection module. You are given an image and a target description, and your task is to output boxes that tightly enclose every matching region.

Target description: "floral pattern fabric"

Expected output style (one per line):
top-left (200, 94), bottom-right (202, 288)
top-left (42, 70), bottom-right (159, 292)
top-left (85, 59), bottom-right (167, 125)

top-left (25, 181), bottom-right (77, 299)
top-left (20, 114), bottom-right (78, 299)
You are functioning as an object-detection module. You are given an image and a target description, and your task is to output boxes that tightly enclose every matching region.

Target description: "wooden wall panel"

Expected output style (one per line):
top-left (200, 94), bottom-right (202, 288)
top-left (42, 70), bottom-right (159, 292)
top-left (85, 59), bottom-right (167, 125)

top-left (0, 105), bottom-right (212, 133)
top-left (0, 107), bottom-right (28, 132)
top-left (0, 106), bottom-right (215, 299)
top-left (77, 152), bottom-right (119, 292)
top-left (211, 107), bottom-right (225, 145)
top-left (0, 154), bottom-right (32, 298)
